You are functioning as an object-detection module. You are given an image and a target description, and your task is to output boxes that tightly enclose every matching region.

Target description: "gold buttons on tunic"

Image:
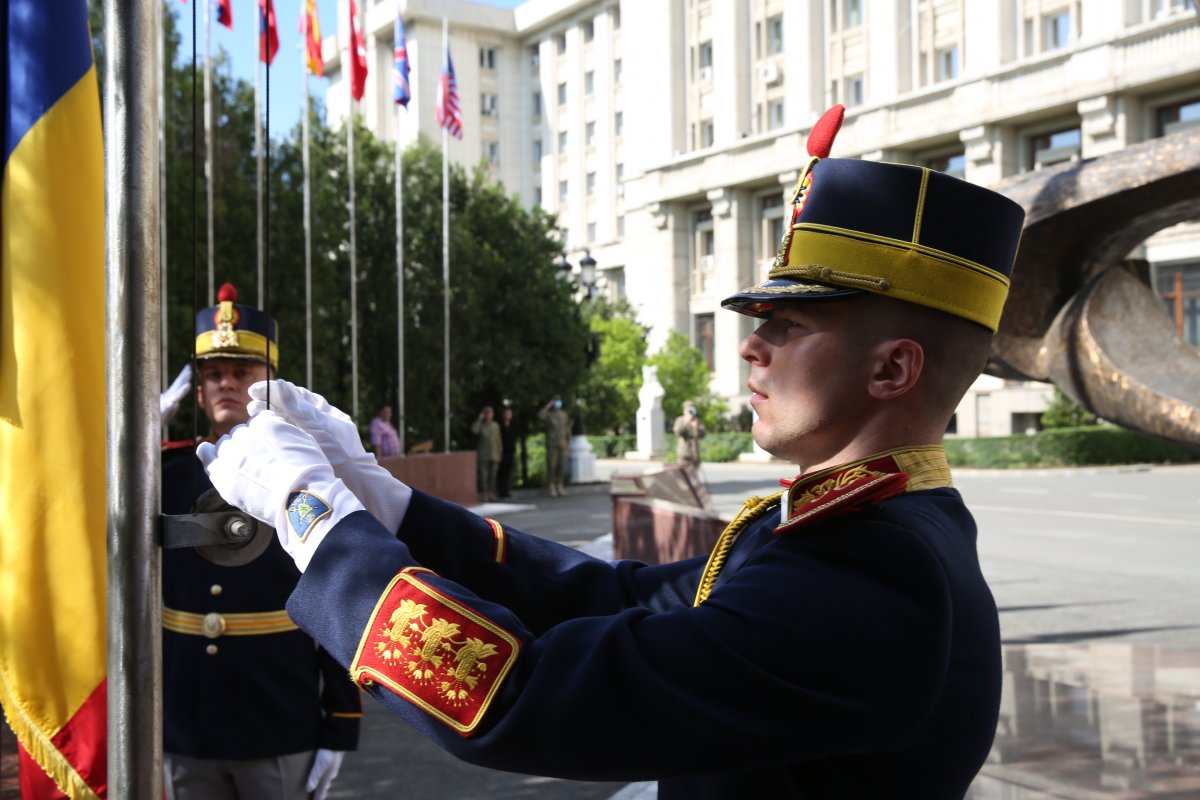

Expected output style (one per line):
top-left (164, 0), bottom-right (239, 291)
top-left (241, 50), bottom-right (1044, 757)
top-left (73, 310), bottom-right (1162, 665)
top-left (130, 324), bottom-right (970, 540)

top-left (210, 584), bottom-right (223, 596)
top-left (201, 612), bottom-right (227, 639)
top-left (205, 644), bottom-right (218, 655)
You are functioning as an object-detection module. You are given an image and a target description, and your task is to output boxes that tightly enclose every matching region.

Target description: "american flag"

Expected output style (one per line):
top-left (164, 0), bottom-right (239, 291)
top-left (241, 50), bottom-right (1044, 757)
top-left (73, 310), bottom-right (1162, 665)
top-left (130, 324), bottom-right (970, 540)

top-left (394, 16), bottom-right (411, 107)
top-left (435, 50), bottom-right (463, 139)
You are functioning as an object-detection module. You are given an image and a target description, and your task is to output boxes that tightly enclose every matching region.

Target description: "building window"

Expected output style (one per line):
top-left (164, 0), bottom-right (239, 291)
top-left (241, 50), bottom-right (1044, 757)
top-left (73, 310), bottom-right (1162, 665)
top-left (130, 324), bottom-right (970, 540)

top-left (759, 193), bottom-right (785, 263)
top-left (693, 210), bottom-right (715, 295)
top-left (846, 74), bottom-right (864, 107)
top-left (559, 180), bottom-right (569, 203)
top-left (483, 141), bottom-right (500, 164)
top-left (479, 47), bottom-right (498, 70)
top-left (768, 99), bottom-right (785, 130)
top-left (923, 150), bottom-right (966, 179)
top-left (615, 162), bottom-right (624, 182)
top-left (701, 119), bottom-right (715, 148)
top-left (612, 7), bottom-right (620, 29)
top-left (586, 121), bottom-right (597, 146)
top-left (614, 58), bottom-right (622, 83)
top-left (936, 47), bottom-right (959, 82)
top-left (585, 70), bottom-right (595, 95)
top-left (697, 41), bottom-right (714, 81)
top-left (532, 91), bottom-right (542, 117)
top-left (1156, 262), bottom-right (1200, 346)
top-left (534, 186), bottom-right (543, 206)
top-left (616, 215), bottom-right (625, 237)
top-left (1029, 126), bottom-right (1081, 170)
top-left (615, 111), bottom-right (624, 136)
top-left (587, 221), bottom-right (597, 242)
top-left (533, 139), bottom-right (543, 163)
top-left (695, 313), bottom-right (715, 370)
top-left (1044, 11), bottom-right (1071, 50)
top-left (768, 16), bottom-right (784, 54)
top-left (556, 33), bottom-right (567, 54)
top-left (529, 45), bottom-right (540, 69)
top-left (1156, 97), bottom-right (1200, 136)
top-left (480, 93), bottom-right (498, 116)
top-left (583, 19), bottom-right (595, 42)
top-left (557, 82), bottom-right (567, 105)
top-left (586, 171), bottom-right (596, 195)
top-left (557, 130), bottom-right (568, 151)
top-left (845, 0), bottom-right (863, 28)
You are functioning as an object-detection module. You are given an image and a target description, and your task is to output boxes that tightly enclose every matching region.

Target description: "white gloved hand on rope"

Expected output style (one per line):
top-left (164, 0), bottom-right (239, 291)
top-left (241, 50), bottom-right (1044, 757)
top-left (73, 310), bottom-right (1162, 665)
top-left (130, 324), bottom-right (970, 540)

top-left (306, 749), bottom-right (346, 800)
top-left (159, 364), bottom-right (192, 424)
top-left (196, 410), bottom-right (364, 572)
top-left (246, 380), bottom-right (413, 532)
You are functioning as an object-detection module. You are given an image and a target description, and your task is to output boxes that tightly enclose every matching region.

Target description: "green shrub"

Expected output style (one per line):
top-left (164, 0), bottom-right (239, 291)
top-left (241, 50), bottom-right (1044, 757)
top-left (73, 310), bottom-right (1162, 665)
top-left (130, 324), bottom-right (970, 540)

top-left (944, 425), bottom-right (1200, 468)
top-left (588, 433), bottom-right (637, 458)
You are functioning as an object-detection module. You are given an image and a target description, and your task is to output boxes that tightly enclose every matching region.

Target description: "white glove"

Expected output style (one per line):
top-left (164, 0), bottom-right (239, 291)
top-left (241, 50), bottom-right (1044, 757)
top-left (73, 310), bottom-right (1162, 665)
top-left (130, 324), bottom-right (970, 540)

top-left (306, 749), bottom-right (345, 800)
top-left (246, 380), bottom-right (413, 532)
top-left (196, 410), bottom-right (365, 571)
top-left (159, 364), bottom-right (192, 423)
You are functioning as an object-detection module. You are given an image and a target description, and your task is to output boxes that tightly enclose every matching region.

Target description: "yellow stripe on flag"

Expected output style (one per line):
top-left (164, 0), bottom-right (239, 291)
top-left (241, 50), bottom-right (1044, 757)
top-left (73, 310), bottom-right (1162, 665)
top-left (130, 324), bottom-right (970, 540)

top-left (0, 56), bottom-right (107, 800)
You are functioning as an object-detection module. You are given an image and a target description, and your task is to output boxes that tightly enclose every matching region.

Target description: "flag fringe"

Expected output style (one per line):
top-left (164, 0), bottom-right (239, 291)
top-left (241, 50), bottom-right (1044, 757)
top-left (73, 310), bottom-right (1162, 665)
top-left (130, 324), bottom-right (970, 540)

top-left (0, 675), bottom-right (101, 800)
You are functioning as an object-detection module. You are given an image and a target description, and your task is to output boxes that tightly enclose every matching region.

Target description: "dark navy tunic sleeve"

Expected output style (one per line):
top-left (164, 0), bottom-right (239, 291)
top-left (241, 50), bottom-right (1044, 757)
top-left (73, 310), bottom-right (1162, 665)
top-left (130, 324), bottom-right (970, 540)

top-left (287, 488), bottom-right (997, 798)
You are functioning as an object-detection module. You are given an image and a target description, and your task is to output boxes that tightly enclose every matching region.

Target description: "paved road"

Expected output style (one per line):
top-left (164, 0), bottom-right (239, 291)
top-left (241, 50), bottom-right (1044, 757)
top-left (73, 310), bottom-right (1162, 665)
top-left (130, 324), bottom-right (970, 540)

top-left (332, 459), bottom-right (1200, 799)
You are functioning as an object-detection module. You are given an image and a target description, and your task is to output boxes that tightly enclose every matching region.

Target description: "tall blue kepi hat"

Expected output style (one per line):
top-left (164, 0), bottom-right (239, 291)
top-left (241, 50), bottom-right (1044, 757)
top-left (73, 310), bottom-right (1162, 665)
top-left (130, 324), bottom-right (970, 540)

top-left (722, 106), bottom-right (1025, 332)
top-left (194, 282), bottom-right (279, 370)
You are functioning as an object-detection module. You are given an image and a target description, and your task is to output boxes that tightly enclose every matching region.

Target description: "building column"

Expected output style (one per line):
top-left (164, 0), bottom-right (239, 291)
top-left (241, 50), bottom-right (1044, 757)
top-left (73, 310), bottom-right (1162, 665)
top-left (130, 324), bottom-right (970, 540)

top-left (626, 199), bottom-right (690, 354)
top-left (712, 0), bottom-right (750, 144)
top-left (708, 187), bottom-right (752, 402)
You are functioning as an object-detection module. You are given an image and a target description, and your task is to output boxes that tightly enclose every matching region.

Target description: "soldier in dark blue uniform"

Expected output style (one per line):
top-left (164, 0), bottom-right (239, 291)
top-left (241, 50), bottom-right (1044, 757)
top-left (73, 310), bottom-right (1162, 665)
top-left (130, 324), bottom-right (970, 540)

top-left (199, 107), bottom-right (1026, 798)
top-left (161, 283), bottom-right (361, 799)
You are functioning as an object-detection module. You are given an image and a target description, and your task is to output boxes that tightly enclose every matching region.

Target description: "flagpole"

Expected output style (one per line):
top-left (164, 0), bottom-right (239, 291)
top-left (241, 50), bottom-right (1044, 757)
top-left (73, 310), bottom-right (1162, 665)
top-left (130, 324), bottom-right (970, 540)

top-left (255, 59), bottom-right (264, 307)
top-left (303, 58), bottom-right (314, 388)
top-left (204, 0), bottom-right (215, 304)
top-left (347, 0), bottom-right (360, 421)
top-left (159, 0), bottom-right (169, 411)
top-left (442, 17), bottom-right (450, 454)
top-left (395, 108), bottom-right (406, 455)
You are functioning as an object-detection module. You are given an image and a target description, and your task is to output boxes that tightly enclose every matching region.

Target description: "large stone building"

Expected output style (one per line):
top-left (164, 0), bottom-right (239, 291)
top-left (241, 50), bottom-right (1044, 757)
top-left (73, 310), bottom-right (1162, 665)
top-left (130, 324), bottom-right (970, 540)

top-left (324, 0), bottom-right (1200, 437)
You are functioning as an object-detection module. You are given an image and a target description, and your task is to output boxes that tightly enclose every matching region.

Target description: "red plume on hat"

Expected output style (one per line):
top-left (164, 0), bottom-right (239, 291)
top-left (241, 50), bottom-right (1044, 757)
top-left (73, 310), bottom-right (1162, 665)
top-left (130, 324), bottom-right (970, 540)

top-left (780, 105), bottom-right (845, 265)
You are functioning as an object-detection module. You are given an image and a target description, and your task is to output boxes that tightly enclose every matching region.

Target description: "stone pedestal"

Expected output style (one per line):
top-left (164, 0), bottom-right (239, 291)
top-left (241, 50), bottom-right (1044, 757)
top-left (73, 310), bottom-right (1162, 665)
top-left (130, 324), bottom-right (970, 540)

top-left (568, 434), bottom-right (597, 483)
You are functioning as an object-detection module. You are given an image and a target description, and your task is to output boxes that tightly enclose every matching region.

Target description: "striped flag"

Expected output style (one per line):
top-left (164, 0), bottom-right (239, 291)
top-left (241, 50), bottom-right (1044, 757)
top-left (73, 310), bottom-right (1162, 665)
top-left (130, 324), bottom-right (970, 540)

top-left (435, 50), bottom-right (463, 139)
top-left (301, 0), bottom-right (323, 76)
top-left (258, 0), bottom-right (279, 65)
top-left (2, 2), bottom-right (108, 797)
top-left (216, 0), bottom-right (232, 29)
top-left (393, 16), bottom-right (411, 107)
top-left (347, 0), bottom-right (368, 101)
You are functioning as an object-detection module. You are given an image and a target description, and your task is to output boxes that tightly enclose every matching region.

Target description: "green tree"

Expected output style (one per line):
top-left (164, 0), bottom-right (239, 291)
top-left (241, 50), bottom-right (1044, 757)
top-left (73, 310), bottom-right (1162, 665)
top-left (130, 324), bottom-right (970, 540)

top-left (578, 298), bottom-right (648, 434)
top-left (1040, 386), bottom-right (1098, 429)
top-left (648, 331), bottom-right (728, 431)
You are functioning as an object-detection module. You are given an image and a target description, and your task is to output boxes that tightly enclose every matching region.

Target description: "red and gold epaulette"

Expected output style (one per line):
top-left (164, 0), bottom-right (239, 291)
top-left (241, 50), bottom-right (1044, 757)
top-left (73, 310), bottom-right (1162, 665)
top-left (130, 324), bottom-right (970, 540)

top-left (350, 567), bottom-right (520, 736)
top-left (776, 445), bottom-right (952, 535)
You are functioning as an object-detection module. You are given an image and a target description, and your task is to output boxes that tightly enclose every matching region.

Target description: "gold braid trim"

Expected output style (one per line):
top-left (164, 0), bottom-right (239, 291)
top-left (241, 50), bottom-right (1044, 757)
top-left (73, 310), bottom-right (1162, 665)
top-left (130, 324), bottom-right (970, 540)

top-left (693, 492), bottom-right (785, 607)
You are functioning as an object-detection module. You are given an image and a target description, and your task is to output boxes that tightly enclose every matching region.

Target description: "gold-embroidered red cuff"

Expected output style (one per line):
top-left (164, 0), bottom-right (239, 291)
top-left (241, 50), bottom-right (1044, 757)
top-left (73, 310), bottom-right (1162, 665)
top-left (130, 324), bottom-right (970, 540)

top-left (351, 567), bottom-right (520, 735)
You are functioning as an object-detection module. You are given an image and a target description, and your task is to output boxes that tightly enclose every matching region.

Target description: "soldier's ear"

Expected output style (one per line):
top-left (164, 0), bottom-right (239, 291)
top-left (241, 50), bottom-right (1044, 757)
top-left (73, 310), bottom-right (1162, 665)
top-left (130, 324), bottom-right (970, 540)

top-left (866, 338), bottom-right (924, 401)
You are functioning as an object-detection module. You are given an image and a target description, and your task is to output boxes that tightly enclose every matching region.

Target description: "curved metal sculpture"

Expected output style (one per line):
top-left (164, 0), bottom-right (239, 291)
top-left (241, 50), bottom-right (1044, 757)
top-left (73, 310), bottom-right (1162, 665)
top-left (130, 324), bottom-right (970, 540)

top-left (989, 126), bottom-right (1200, 446)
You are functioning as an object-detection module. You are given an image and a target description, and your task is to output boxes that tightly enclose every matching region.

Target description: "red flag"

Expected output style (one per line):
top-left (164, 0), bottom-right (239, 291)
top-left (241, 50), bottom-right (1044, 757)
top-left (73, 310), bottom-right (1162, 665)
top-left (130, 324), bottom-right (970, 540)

top-left (216, 0), bottom-right (232, 29)
top-left (259, 0), bottom-right (279, 65)
top-left (347, 0), bottom-right (368, 101)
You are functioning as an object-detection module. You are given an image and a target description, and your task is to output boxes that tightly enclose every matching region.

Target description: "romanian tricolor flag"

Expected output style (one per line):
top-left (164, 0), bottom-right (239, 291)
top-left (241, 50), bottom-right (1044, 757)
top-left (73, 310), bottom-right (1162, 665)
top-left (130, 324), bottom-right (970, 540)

top-left (302, 0), bottom-right (323, 76)
top-left (1, 1), bottom-right (108, 797)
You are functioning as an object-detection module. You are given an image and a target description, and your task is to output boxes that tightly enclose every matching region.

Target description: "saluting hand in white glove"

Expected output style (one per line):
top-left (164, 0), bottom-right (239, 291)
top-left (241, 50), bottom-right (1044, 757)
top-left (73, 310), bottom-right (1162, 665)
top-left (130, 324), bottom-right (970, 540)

top-left (196, 410), bottom-right (364, 571)
top-left (246, 380), bottom-right (413, 532)
top-left (306, 749), bottom-right (345, 800)
top-left (159, 364), bottom-right (192, 424)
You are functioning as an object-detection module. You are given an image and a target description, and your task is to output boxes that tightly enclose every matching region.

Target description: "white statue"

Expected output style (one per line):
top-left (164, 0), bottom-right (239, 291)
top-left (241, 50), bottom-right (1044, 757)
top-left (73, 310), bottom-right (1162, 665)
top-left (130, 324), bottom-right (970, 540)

top-left (632, 365), bottom-right (666, 459)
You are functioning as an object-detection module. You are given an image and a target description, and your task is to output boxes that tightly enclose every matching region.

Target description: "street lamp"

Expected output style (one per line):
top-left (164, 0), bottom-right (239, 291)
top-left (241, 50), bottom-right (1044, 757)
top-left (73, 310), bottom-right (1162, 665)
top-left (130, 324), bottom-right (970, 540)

top-left (579, 250), bottom-right (597, 300)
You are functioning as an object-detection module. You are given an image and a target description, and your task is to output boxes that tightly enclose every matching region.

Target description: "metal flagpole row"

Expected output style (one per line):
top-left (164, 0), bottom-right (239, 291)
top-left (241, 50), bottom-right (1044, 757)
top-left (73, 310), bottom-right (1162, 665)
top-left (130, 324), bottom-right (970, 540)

top-left (105, 0), bottom-right (163, 794)
top-left (303, 60), bottom-right (314, 388)
top-left (347, 0), bottom-right (360, 421)
top-left (256, 59), bottom-right (264, 307)
top-left (204, 0), bottom-right (215, 304)
top-left (441, 18), bottom-right (451, 453)
top-left (395, 105), bottom-right (406, 454)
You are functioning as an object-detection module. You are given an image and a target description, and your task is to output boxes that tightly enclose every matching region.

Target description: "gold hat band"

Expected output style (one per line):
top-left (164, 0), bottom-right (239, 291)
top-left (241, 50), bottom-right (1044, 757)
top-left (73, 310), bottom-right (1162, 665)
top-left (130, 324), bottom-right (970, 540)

top-left (194, 329), bottom-right (279, 369)
top-left (774, 225), bottom-right (1011, 331)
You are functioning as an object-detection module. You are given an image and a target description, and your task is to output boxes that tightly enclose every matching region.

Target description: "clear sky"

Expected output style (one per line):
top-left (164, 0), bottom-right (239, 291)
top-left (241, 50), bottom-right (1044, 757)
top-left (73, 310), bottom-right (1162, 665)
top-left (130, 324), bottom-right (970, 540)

top-left (171, 0), bottom-right (526, 137)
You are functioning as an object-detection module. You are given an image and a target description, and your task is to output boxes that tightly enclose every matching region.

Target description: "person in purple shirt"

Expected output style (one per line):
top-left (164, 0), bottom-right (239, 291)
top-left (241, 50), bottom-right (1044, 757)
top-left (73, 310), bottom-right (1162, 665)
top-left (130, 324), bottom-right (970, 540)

top-left (368, 404), bottom-right (401, 458)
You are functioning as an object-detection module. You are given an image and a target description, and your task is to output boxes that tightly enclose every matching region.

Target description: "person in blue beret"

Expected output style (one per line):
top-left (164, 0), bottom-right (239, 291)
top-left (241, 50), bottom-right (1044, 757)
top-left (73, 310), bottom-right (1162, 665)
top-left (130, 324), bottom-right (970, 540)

top-left (198, 106), bottom-right (1025, 799)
